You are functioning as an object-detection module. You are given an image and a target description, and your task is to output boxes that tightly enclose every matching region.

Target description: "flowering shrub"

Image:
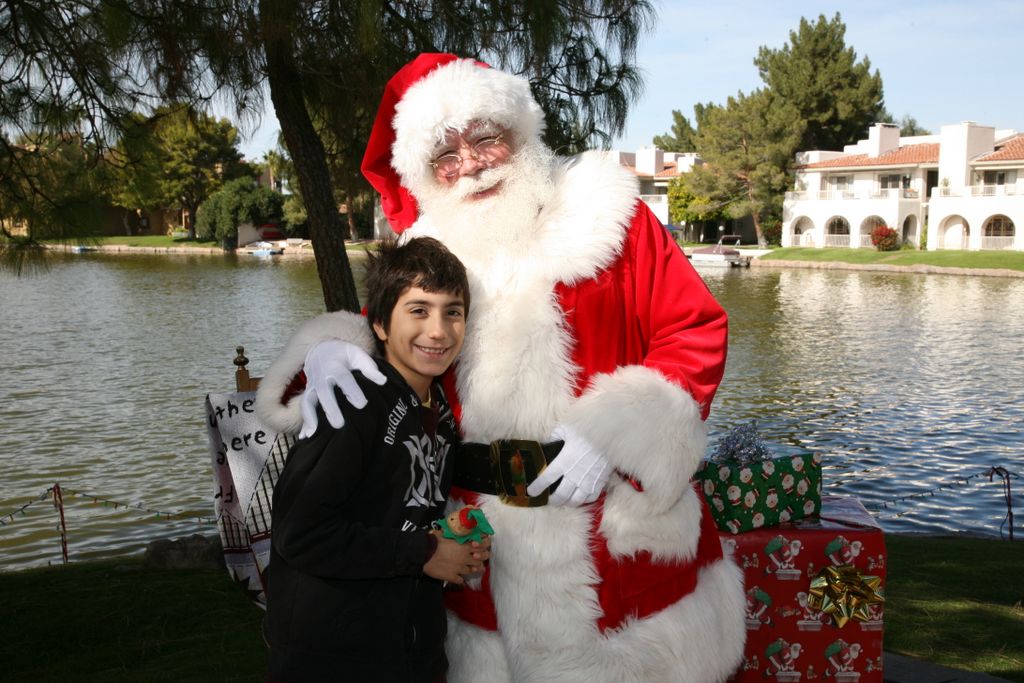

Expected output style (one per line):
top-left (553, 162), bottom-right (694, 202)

top-left (710, 420), bottom-right (772, 465)
top-left (870, 224), bottom-right (899, 251)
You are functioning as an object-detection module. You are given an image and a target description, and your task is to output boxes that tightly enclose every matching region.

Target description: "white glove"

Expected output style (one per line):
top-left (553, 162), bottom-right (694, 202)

top-left (526, 424), bottom-right (611, 507)
top-left (298, 340), bottom-right (387, 438)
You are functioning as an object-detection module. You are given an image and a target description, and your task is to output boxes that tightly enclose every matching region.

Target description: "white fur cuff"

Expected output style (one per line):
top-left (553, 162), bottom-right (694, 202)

top-left (562, 365), bottom-right (707, 513)
top-left (254, 311), bottom-right (374, 434)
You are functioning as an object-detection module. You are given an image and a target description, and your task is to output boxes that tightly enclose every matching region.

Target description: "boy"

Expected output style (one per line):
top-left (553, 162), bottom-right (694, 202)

top-left (265, 237), bottom-right (485, 683)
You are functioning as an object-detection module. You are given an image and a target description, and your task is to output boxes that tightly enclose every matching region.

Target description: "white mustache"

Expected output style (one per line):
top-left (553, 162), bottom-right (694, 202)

top-left (448, 163), bottom-right (515, 200)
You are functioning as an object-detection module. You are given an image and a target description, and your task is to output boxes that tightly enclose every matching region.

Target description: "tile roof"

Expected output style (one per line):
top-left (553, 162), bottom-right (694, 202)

top-left (655, 163), bottom-right (680, 178)
top-left (800, 143), bottom-right (939, 169)
top-left (975, 134), bottom-right (1024, 162)
top-left (625, 161), bottom-right (681, 178)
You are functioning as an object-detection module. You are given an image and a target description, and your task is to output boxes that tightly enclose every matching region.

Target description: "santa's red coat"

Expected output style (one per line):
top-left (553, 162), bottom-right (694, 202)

top-left (438, 198), bottom-right (731, 634)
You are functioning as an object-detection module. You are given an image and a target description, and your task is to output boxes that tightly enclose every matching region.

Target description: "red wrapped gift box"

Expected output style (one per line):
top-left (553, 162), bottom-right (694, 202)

top-left (722, 495), bottom-right (886, 682)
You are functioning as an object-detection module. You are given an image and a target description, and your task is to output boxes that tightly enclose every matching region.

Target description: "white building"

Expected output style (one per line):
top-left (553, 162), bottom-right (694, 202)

top-left (616, 147), bottom-right (701, 225)
top-left (782, 122), bottom-right (1023, 251)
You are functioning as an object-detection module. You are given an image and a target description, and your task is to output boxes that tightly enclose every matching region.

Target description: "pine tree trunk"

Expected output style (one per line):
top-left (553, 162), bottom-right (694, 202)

top-left (746, 183), bottom-right (765, 247)
top-left (186, 202), bottom-right (197, 241)
top-left (259, 0), bottom-right (359, 314)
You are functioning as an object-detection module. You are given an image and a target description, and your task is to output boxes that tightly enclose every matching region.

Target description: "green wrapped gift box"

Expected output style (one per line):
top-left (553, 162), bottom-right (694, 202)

top-left (695, 453), bottom-right (823, 534)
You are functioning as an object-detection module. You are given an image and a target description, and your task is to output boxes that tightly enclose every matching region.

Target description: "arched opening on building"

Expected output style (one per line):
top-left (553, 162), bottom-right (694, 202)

top-left (791, 216), bottom-right (815, 246)
top-left (824, 216), bottom-right (850, 247)
top-left (860, 215), bottom-right (887, 248)
top-left (939, 215), bottom-right (970, 250)
top-left (982, 215), bottom-right (1015, 250)
top-left (902, 215), bottom-right (919, 246)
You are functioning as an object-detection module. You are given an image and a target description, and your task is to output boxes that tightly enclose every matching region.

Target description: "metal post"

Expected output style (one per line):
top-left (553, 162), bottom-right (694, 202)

top-left (52, 483), bottom-right (69, 563)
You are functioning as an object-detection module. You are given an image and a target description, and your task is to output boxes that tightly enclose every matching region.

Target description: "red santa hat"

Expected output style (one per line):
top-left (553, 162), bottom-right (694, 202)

top-left (360, 53), bottom-right (546, 232)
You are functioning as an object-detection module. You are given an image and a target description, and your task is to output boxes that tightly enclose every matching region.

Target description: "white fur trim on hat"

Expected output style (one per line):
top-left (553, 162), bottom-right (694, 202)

top-left (390, 59), bottom-right (546, 197)
top-left (254, 311), bottom-right (375, 434)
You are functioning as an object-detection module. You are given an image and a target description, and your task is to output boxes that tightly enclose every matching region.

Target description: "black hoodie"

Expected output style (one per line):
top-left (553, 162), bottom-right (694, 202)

top-left (265, 359), bottom-right (457, 683)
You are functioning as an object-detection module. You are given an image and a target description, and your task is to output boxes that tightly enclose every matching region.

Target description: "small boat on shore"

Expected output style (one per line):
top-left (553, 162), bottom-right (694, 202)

top-left (689, 236), bottom-right (751, 268)
top-left (243, 241), bottom-right (284, 257)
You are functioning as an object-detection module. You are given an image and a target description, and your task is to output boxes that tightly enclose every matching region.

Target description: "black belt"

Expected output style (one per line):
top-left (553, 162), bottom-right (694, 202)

top-left (454, 439), bottom-right (564, 507)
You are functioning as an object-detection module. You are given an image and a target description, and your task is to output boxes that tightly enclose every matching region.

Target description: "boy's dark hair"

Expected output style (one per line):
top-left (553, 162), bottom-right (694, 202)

top-left (365, 237), bottom-right (470, 356)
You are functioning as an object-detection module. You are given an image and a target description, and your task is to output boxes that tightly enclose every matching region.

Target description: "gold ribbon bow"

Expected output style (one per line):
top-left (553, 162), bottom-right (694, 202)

top-left (807, 564), bottom-right (884, 628)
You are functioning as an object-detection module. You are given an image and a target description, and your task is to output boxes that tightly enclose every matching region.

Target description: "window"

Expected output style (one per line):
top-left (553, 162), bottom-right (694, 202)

top-left (826, 217), bottom-right (850, 235)
top-left (984, 215), bottom-right (1015, 237)
top-left (982, 170), bottom-right (1017, 186)
top-left (829, 176), bottom-right (851, 190)
top-left (878, 174), bottom-right (901, 189)
top-left (862, 216), bottom-right (887, 233)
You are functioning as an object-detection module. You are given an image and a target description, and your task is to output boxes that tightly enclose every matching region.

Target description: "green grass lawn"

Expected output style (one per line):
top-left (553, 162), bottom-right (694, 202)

top-left (81, 235), bottom-right (373, 252)
top-left (885, 535), bottom-right (1024, 681)
top-left (0, 560), bottom-right (266, 682)
top-left (40, 235), bottom-right (223, 249)
top-left (91, 235), bottom-right (222, 248)
top-left (760, 247), bottom-right (1024, 272)
top-left (1, 534), bottom-right (1021, 682)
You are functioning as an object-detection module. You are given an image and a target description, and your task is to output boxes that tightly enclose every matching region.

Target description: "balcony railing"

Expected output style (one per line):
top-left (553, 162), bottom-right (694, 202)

top-left (789, 188), bottom-right (921, 202)
top-left (981, 235), bottom-right (1016, 250)
top-left (824, 234), bottom-right (851, 247)
top-left (971, 184), bottom-right (1019, 197)
top-left (792, 232), bottom-right (815, 247)
top-left (639, 193), bottom-right (668, 205)
top-left (934, 184), bottom-right (1021, 198)
top-left (858, 234), bottom-right (874, 248)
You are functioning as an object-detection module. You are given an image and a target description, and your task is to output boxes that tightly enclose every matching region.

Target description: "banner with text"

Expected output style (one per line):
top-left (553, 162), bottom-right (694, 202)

top-left (205, 391), bottom-right (294, 608)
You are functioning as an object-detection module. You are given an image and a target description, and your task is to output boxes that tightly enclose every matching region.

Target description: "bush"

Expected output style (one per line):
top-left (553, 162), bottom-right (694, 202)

top-left (761, 219), bottom-right (782, 246)
top-left (281, 195), bottom-right (307, 236)
top-left (196, 178), bottom-right (284, 243)
top-left (870, 224), bottom-right (899, 251)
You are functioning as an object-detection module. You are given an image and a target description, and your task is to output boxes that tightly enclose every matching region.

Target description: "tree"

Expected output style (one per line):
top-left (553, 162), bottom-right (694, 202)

top-left (694, 89), bottom-right (805, 245)
top-left (264, 146), bottom-right (306, 235)
top-left (755, 13), bottom-right (884, 151)
top-left (195, 176), bottom-right (284, 245)
top-left (106, 105), bottom-right (250, 239)
top-left (897, 115), bottom-right (931, 136)
top-left (105, 113), bottom-right (167, 235)
top-left (653, 103), bottom-right (714, 152)
top-left (1, 2), bottom-right (127, 269)
top-left (0, 134), bottom-right (109, 248)
top-left (653, 110), bottom-right (697, 152)
top-left (667, 165), bottom-right (726, 241)
top-left (157, 107), bottom-right (250, 240)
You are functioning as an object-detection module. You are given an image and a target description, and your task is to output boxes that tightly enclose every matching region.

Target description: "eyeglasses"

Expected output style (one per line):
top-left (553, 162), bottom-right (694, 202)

top-left (429, 133), bottom-right (506, 179)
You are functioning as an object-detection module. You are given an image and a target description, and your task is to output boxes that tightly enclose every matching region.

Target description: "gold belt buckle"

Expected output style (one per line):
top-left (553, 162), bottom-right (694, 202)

top-left (489, 439), bottom-right (549, 507)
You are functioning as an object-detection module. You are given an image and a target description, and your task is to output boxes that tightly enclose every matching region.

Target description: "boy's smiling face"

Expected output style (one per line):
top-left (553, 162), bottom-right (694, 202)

top-left (373, 285), bottom-right (466, 399)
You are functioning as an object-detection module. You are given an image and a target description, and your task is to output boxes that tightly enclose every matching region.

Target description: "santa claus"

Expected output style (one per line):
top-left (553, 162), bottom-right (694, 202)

top-left (256, 53), bottom-right (744, 682)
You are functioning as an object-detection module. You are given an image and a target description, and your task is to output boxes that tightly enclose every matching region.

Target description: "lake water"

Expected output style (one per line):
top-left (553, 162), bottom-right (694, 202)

top-left (1, 252), bottom-right (1021, 570)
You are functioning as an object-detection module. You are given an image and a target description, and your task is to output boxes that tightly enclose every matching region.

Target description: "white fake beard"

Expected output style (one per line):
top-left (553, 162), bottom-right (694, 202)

top-left (415, 142), bottom-right (555, 263)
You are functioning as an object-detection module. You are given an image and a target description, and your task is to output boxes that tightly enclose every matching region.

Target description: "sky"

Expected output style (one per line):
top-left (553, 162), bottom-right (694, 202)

top-left (233, 0), bottom-right (1024, 160)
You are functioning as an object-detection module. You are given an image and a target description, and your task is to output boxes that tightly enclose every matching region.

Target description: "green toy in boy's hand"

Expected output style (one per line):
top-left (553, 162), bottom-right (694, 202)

top-left (437, 505), bottom-right (494, 544)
